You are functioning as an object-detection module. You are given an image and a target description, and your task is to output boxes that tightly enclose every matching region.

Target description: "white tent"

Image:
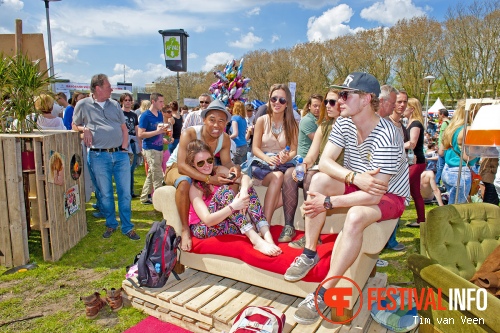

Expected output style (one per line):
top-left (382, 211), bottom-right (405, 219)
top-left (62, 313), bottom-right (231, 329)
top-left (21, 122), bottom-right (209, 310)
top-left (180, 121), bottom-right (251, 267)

top-left (427, 97), bottom-right (446, 115)
top-left (111, 89), bottom-right (133, 100)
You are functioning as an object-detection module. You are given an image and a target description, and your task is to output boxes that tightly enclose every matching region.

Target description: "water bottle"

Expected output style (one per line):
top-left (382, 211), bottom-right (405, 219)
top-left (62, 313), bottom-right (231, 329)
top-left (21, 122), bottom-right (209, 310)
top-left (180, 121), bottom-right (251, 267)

top-left (270, 146), bottom-right (290, 170)
top-left (407, 148), bottom-right (415, 165)
top-left (155, 263), bottom-right (161, 274)
top-left (295, 157), bottom-right (305, 181)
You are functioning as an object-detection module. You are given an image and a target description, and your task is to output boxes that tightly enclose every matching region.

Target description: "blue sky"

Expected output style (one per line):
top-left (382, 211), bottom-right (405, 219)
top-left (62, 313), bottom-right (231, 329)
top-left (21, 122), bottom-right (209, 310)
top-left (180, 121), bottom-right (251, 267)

top-left (0, 0), bottom-right (474, 88)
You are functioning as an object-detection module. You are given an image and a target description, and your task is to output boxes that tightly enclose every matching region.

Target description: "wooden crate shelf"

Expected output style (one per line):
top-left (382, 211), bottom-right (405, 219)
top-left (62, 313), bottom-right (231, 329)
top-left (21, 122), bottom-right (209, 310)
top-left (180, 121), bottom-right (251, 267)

top-left (123, 269), bottom-right (403, 333)
top-left (0, 132), bottom-right (87, 267)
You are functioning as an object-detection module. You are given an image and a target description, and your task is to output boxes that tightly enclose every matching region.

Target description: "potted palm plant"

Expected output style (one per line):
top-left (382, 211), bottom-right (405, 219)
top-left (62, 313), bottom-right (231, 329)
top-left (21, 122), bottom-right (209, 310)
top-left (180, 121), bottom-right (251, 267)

top-left (3, 53), bottom-right (53, 134)
top-left (1, 53), bottom-right (53, 170)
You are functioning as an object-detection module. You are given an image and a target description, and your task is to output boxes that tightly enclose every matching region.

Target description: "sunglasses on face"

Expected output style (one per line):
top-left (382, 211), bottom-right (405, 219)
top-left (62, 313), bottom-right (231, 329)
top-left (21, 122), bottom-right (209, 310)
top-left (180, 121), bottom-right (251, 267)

top-left (200, 101), bottom-right (210, 104)
top-left (338, 90), bottom-right (361, 101)
top-left (196, 157), bottom-right (214, 168)
top-left (324, 99), bottom-right (337, 107)
top-left (270, 96), bottom-right (287, 105)
top-left (123, 99), bottom-right (132, 102)
top-left (163, 110), bottom-right (172, 113)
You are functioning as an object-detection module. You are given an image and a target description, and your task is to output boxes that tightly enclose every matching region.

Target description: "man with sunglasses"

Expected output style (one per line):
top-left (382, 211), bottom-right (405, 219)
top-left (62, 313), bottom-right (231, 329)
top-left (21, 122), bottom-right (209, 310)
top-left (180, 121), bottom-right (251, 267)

top-left (181, 93), bottom-right (213, 132)
top-left (165, 99), bottom-right (240, 252)
top-left (284, 72), bottom-right (410, 325)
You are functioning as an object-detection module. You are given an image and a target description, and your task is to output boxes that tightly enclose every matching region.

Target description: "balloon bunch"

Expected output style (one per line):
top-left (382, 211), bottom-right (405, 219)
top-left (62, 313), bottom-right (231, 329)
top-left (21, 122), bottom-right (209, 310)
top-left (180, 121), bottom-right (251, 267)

top-left (209, 58), bottom-right (251, 107)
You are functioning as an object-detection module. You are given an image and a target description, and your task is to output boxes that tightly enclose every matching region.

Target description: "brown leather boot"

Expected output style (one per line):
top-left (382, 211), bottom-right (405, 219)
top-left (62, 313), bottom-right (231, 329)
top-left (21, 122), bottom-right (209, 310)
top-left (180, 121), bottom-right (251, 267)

top-left (103, 287), bottom-right (123, 312)
top-left (80, 291), bottom-right (106, 319)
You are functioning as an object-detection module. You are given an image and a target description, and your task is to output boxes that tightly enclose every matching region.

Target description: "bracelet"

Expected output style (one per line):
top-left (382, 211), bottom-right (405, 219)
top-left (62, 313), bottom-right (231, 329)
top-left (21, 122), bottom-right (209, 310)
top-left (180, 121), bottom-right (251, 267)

top-left (205, 175), bottom-right (211, 184)
top-left (345, 171), bottom-right (353, 185)
top-left (350, 172), bottom-right (357, 185)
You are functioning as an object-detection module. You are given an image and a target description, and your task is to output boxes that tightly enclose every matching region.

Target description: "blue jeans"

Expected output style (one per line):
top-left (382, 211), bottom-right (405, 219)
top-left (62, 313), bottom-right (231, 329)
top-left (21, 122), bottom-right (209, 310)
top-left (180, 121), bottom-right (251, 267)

top-left (386, 221), bottom-right (400, 249)
top-left (87, 148), bottom-right (101, 210)
top-left (130, 141), bottom-right (139, 195)
top-left (168, 138), bottom-right (180, 154)
top-left (442, 164), bottom-right (471, 204)
top-left (89, 150), bottom-right (133, 234)
top-left (435, 155), bottom-right (445, 185)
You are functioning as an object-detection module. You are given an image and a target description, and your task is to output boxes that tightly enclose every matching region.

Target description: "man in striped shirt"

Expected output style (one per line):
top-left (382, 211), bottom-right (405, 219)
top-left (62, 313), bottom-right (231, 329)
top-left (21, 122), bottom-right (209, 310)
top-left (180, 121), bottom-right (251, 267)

top-left (284, 72), bottom-right (410, 325)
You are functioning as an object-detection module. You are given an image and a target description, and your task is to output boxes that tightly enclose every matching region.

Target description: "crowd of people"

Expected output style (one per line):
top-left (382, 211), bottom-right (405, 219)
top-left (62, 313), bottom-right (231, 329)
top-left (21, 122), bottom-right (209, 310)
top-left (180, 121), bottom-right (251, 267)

top-left (30, 72), bottom-right (500, 325)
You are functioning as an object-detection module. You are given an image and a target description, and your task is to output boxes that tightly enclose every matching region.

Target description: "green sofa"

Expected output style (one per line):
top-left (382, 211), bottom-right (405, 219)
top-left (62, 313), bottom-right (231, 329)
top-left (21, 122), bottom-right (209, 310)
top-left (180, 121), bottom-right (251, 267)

top-left (408, 203), bottom-right (500, 333)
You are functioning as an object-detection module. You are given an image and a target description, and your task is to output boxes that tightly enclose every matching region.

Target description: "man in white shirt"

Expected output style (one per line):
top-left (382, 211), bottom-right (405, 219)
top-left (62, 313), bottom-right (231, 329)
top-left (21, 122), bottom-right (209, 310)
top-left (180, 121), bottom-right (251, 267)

top-left (181, 93), bottom-right (212, 132)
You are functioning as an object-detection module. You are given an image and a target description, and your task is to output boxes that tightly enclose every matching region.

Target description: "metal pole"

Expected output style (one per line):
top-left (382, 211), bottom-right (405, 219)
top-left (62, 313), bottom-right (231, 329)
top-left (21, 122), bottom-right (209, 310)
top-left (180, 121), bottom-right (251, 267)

top-left (425, 82), bottom-right (430, 129)
top-left (176, 72), bottom-right (180, 103)
top-left (44, 0), bottom-right (56, 92)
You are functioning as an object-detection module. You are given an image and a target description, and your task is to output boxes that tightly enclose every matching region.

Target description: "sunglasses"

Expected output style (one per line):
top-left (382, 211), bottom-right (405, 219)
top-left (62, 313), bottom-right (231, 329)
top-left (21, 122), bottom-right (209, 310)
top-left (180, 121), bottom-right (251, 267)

top-left (163, 110), bottom-right (172, 113)
top-left (270, 96), bottom-right (287, 105)
top-left (123, 99), bottom-right (132, 102)
top-left (323, 99), bottom-right (337, 107)
top-left (200, 101), bottom-right (210, 104)
top-left (338, 90), bottom-right (361, 101)
top-left (195, 157), bottom-right (214, 167)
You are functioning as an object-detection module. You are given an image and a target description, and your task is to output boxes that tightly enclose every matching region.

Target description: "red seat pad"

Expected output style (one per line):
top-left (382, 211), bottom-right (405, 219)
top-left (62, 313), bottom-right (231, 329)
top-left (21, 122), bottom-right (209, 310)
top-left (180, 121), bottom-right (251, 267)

top-left (189, 225), bottom-right (337, 282)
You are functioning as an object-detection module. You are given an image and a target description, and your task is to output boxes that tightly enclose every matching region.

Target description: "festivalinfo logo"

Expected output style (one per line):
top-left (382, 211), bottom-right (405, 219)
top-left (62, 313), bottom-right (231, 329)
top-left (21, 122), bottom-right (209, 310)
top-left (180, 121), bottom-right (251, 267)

top-left (315, 276), bottom-right (488, 326)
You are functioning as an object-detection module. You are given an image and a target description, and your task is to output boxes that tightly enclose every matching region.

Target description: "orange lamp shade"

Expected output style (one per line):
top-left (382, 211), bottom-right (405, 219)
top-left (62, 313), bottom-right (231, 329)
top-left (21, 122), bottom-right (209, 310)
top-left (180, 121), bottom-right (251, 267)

top-left (465, 104), bottom-right (500, 158)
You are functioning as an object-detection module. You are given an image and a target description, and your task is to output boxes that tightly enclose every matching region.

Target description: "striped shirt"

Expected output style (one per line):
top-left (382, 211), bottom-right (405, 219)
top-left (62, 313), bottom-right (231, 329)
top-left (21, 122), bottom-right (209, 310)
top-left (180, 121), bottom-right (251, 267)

top-left (181, 110), bottom-right (203, 133)
top-left (329, 116), bottom-right (410, 205)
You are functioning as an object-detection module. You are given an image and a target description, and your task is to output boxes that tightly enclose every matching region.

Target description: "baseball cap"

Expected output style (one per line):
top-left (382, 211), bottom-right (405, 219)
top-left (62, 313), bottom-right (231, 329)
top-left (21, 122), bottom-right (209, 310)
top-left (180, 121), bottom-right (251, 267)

top-left (331, 72), bottom-right (381, 96)
top-left (201, 99), bottom-right (232, 120)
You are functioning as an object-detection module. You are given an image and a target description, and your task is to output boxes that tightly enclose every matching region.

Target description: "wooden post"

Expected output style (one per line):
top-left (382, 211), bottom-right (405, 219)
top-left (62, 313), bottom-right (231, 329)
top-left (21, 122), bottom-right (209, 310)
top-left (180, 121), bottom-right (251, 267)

top-left (15, 19), bottom-right (22, 55)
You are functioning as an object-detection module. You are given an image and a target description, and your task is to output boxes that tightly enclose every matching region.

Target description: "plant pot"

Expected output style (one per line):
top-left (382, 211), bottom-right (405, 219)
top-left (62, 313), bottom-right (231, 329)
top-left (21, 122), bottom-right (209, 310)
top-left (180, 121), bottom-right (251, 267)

top-left (21, 150), bottom-right (36, 172)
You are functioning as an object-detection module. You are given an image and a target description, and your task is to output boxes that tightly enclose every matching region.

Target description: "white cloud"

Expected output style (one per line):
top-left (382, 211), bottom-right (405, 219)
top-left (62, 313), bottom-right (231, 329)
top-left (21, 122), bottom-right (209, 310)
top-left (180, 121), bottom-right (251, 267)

top-left (194, 26), bottom-right (206, 33)
top-left (202, 52), bottom-right (234, 72)
top-left (247, 7), bottom-right (260, 16)
top-left (188, 53), bottom-right (198, 59)
top-left (228, 32), bottom-right (262, 49)
top-left (307, 4), bottom-right (362, 42)
top-left (2, 0), bottom-right (24, 10)
top-left (360, 0), bottom-right (427, 26)
top-left (108, 63), bottom-right (170, 86)
top-left (271, 34), bottom-right (280, 43)
top-left (233, 27), bottom-right (241, 32)
top-left (53, 41), bottom-right (79, 64)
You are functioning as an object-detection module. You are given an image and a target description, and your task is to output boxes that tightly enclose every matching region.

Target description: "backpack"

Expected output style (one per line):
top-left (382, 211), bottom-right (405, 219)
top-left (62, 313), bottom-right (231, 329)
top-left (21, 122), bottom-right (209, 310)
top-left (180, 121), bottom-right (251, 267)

top-left (136, 220), bottom-right (181, 288)
top-left (229, 306), bottom-right (285, 333)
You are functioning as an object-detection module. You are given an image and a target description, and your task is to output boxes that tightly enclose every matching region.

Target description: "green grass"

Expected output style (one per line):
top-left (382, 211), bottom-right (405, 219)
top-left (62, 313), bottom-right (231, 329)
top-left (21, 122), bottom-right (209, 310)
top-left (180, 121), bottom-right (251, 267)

top-left (378, 201), bottom-right (439, 286)
top-left (0, 166), bottom-right (438, 332)
top-left (0, 167), bottom-right (160, 333)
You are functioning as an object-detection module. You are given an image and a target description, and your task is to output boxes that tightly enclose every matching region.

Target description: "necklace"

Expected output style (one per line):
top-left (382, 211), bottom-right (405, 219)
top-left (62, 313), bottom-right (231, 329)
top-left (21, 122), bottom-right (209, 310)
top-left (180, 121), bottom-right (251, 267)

top-left (271, 122), bottom-right (283, 135)
top-left (389, 116), bottom-right (401, 127)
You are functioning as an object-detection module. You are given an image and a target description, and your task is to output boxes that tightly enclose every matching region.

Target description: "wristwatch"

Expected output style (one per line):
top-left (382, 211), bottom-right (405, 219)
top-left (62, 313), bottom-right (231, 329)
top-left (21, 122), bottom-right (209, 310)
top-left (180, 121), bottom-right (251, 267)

top-left (323, 196), bottom-right (333, 210)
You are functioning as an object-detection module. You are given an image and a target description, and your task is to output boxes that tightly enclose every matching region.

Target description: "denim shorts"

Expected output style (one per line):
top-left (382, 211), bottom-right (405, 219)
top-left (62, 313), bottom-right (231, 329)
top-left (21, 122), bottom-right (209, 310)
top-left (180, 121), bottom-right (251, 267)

top-left (251, 161), bottom-right (294, 180)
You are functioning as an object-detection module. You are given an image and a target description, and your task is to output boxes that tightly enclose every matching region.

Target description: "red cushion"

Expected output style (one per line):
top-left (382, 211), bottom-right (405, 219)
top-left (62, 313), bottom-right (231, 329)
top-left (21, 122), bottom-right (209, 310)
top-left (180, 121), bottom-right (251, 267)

top-left (189, 225), bottom-right (337, 282)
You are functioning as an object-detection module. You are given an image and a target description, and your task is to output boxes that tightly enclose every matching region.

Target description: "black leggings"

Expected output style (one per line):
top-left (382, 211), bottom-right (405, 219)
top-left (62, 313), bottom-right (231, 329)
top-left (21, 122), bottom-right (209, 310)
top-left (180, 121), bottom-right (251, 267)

top-left (282, 169), bottom-right (318, 227)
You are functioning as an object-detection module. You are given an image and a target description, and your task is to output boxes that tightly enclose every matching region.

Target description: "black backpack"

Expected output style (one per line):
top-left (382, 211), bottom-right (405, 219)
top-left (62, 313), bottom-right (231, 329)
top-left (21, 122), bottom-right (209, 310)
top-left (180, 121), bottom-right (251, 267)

top-left (136, 220), bottom-right (181, 288)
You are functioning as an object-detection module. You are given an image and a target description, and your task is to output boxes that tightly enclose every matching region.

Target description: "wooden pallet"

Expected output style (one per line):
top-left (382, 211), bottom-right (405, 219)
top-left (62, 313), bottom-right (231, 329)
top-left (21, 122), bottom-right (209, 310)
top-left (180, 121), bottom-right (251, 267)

top-left (123, 270), bottom-right (406, 333)
top-left (0, 132), bottom-right (87, 267)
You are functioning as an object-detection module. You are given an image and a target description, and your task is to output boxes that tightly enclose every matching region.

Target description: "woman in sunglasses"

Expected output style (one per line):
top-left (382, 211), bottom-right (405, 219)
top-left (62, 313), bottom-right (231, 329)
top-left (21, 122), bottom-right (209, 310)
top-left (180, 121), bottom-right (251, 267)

top-left (252, 84), bottom-right (299, 238)
top-left (284, 89), bottom-right (344, 248)
top-left (187, 140), bottom-right (282, 256)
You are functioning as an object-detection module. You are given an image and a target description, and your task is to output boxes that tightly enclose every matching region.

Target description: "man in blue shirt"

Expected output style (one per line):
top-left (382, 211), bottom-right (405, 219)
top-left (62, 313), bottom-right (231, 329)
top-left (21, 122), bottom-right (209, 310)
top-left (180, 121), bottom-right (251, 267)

top-left (138, 92), bottom-right (165, 204)
top-left (56, 92), bottom-right (74, 130)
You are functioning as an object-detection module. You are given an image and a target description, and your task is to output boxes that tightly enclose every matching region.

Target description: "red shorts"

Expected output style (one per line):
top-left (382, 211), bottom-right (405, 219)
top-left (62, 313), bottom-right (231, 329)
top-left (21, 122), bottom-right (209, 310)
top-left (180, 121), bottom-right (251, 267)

top-left (344, 184), bottom-right (406, 222)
